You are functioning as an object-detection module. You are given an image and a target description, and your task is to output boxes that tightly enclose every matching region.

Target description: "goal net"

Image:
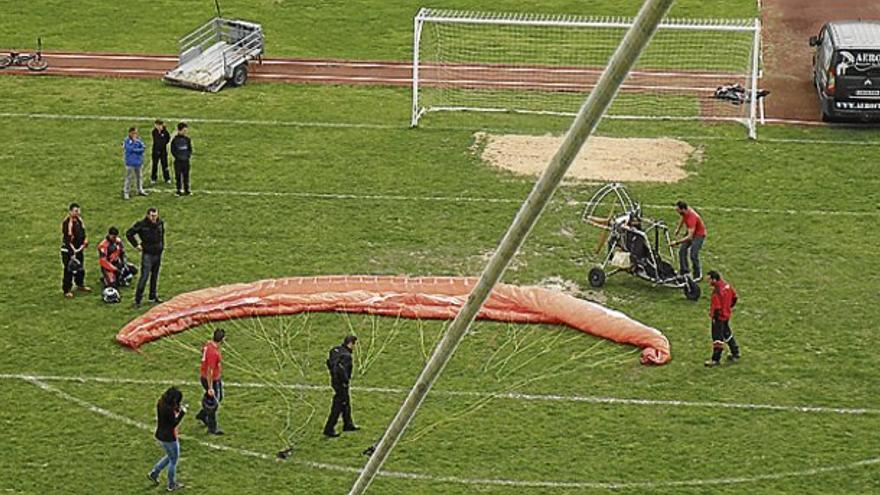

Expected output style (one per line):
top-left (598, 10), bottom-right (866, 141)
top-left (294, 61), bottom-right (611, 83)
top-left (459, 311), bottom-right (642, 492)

top-left (411, 9), bottom-right (762, 137)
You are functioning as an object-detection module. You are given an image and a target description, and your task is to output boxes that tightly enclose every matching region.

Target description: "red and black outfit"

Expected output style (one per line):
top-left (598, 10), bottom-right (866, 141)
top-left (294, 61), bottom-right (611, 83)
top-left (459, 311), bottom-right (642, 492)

top-left (60, 215), bottom-right (88, 293)
top-left (709, 278), bottom-right (740, 363)
top-left (196, 340), bottom-right (224, 433)
top-left (97, 236), bottom-right (126, 288)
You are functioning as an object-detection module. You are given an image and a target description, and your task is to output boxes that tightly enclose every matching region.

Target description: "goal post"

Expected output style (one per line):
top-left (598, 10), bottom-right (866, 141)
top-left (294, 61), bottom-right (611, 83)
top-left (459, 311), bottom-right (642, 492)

top-left (411, 9), bottom-right (762, 138)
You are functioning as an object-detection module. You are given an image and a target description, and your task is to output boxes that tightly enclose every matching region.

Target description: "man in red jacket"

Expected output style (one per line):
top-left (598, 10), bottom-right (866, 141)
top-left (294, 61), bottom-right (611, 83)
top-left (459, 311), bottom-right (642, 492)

top-left (705, 271), bottom-right (740, 367)
top-left (97, 227), bottom-right (126, 288)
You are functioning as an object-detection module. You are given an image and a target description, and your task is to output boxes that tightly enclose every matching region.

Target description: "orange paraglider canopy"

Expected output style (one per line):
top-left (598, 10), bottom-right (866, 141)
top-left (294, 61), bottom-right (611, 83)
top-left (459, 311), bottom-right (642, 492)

top-left (116, 275), bottom-right (670, 365)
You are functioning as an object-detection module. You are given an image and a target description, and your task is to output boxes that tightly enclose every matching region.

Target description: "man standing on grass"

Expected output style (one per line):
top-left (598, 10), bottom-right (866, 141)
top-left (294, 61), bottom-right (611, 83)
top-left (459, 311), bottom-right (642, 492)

top-left (323, 335), bottom-right (359, 437)
top-left (705, 270), bottom-right (740, 367)
top-left (122, 127), bottom-right (147, 200)
top-left (196, 328), bottom-right (226, 435)
top-left (672, 200), bottom-right (706, 280)
top-left (150, 119), bottom-right (171, 185)
top-left (60, 203), bottom-right (92, 298)
top-left (170, 122), bottom-right (193, 196)
top-left (126, 207), bottom-right (165, 308)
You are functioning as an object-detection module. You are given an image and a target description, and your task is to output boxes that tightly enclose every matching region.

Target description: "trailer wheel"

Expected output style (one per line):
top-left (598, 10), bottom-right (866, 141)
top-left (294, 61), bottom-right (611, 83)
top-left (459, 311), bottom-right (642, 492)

top-left (588, 267), bottom-right (606, 288)
top-left (230, 64), bottom-right (248, 87)
top-left (683, 278), bottom-right (701, 301)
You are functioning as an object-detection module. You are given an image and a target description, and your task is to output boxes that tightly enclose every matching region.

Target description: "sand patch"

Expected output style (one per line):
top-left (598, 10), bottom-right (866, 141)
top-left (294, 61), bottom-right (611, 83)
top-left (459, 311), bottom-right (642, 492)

top-left (476, 132), bottom-right (697, 183)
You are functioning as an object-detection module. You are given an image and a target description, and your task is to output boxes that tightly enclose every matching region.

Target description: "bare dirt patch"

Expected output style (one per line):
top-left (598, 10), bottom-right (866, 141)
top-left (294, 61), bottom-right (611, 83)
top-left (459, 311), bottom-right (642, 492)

top-left (475, 132), bottom-right (696, 183)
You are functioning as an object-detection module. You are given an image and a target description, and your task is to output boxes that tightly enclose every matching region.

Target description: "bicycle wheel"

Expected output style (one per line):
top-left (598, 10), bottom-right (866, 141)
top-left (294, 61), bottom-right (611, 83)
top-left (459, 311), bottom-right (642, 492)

top-left (27, 57), bottom-right (48, 71)
top-left (0, 56), bottom-right (13, 68)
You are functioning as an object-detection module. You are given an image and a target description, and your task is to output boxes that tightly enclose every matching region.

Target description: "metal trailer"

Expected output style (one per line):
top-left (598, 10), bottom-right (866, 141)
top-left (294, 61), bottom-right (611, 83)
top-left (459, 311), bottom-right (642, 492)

top-left (164, 17), bottom-right (264, 92)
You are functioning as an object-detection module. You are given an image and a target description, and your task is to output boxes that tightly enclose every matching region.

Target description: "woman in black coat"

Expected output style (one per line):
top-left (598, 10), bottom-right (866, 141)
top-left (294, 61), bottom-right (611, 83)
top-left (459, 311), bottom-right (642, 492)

top-left (147, 387), bottom-right (186, 491)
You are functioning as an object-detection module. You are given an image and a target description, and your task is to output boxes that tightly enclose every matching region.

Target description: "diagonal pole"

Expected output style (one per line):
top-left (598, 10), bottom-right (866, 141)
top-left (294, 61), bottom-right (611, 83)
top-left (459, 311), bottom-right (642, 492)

top-left (348, 1), bottom-right (677, 493)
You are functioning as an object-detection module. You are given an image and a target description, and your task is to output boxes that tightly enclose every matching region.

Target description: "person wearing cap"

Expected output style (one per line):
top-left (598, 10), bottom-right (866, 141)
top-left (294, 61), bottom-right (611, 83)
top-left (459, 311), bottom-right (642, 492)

top-left (705, 270), bottom-right (741, 367)
top-left (323, 335), bottom-right (359, 437)
top-left (150, 119), bottom-right (171, 185)
top-left (170, 122), bottom-right (193, 196)
top-left (196, 328), bottom-right (226, 435)
top-left (671, 200), bottom-right (707, 280)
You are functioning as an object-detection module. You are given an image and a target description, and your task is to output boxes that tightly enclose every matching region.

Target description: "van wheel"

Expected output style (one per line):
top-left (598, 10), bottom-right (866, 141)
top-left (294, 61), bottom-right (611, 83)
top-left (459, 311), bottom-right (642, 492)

top-left (230, 64), bottom-right (248, 87)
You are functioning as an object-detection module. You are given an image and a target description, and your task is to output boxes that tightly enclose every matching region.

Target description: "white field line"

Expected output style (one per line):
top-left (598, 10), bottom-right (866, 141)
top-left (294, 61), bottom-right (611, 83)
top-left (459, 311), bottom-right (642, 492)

top-left (141, 187), bottom-right (880, 218)
top-left (4, 373), bottom-right (878, 416)
top-left (16, 374), bottom-right (880, 490)
top-left (1, 111), bottom-right (878, 147)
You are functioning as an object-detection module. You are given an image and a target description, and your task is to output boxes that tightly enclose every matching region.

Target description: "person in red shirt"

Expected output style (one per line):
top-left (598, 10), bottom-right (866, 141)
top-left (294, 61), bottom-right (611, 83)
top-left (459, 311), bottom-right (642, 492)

top-left (97, 227), bottom-right (126, 288)
top-left (705, 271), bottom-right (740, 367)
top-left (196, 328), bottom-right (225, 434)
top-left (672, 201), bottom-right (707, 280)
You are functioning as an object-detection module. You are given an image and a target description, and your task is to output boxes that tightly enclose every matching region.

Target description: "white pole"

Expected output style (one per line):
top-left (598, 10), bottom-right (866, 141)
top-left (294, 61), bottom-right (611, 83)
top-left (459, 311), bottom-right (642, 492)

top-left (748, 18), bottom-right (761, 139)
top-left (411, 10), bottom-right (425, 127)
top-left (347, 0), bottom-right (677, 493)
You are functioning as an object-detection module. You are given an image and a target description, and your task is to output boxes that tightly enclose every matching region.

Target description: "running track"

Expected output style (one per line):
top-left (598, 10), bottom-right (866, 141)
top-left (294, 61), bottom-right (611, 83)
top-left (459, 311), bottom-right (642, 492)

top-left (0, 50), bottom-right (738, 96)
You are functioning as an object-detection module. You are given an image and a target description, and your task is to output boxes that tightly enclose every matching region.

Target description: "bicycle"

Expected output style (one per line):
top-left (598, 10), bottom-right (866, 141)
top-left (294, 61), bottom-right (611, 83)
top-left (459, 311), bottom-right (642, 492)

top-left (0, 38), bottom-right (49, 71)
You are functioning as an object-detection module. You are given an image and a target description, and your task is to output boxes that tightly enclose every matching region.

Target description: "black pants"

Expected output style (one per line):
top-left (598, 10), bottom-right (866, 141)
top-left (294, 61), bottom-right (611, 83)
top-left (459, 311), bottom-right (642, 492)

top-left (151, 150), bottom-right (170, 182)
top-left (196, 378), bottom-right (224, 432)
top-left (711, 319), bottom-right (740, 362)
top-left (324, 383), bottom-right (354, 434)
top-left (174, 159), bottom-right (191, 193)
top-left (61, 248), bottom-right (85, 293)
top-left (134, 253), bottom-right (162, 304)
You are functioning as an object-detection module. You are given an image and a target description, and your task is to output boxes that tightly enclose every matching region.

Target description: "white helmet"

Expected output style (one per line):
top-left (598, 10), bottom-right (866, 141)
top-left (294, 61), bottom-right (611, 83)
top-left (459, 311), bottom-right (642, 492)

top-left (102, 287), bottom-right (121, 304)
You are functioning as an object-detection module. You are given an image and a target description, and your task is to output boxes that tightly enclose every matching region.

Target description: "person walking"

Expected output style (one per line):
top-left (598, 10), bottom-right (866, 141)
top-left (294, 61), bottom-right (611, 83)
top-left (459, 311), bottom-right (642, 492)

top-left (705, 271), bottom-right (741, 367)
top-left (196, 328), bottom-right (226, 435)
top-left (60, 203), bottom-right (92, 298)
top-left (147, 386), bottom-right (186, 492)
top-left (672, 200), bottom-right (707, 280)
top-left (122, 127), bottom-right (147, 200)
top-left (170, 122), bottom-right (193, 196)
top-left (126, 207), bottom-right (165, 308)
top-left (323, 335), bottom-right (359, 437)
top-left (150, 119), bottom-right (171, 185)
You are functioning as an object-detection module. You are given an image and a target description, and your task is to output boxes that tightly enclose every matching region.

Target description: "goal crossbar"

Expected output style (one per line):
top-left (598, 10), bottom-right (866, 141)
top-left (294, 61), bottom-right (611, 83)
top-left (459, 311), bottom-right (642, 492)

top-left (412, 8), bottom-right (762, 138)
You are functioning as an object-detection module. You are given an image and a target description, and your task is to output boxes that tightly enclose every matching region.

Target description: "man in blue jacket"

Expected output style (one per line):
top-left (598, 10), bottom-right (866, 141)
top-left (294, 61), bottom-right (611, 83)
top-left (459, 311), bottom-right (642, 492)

top-left (123, 127), bottom-right (147, 200)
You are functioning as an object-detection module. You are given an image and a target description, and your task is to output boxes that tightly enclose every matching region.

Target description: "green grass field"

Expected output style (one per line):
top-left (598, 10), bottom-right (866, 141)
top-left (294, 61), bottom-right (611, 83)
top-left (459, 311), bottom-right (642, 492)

top-left (2, 1), bottom-right (880, 494)
top-left (1, 0), bottom-right (756, 59)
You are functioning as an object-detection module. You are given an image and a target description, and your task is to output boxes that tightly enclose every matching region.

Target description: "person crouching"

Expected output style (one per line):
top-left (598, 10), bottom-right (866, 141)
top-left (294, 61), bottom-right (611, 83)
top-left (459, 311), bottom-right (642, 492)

top-left (97, 227), bottom-right (136, 288)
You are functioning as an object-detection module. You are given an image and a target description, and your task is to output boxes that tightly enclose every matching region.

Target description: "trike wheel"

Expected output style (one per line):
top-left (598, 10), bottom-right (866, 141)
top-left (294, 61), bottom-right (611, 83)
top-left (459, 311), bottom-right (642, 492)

top-left (683, 278), bottom-right (701, 301)
top-left (27, 57), bottom-right (48, 71)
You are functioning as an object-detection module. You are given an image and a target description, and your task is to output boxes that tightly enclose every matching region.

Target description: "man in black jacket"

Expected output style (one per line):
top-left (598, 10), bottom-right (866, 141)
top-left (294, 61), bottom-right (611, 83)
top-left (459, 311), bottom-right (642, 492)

top-left (126, 207), bottom-right (165, 308)
top-left (323, 335), bottom-right (359, 437)
top-left (150, 119), bottom-right (171, 184)
top-left (60, 203), bottom-right (92, 298)
top-left (170, 122), bottom-right (193, 196)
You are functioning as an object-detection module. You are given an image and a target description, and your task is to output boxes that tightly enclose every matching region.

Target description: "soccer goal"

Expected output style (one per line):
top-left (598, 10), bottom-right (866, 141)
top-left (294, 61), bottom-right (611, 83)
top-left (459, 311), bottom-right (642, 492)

top-left (411, 9), bottom-right (762, 138)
